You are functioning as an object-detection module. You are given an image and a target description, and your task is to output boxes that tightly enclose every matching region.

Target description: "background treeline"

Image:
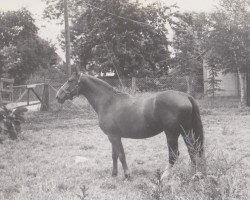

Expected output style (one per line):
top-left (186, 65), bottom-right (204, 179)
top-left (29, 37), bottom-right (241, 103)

top-left (1, 0), bottom-right (250, 103)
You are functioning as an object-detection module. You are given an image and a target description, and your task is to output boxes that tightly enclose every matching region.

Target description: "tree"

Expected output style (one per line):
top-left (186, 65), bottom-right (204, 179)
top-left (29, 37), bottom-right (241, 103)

top-left (0, 8), bottom-right (37, 77)
top-left (0, 8), bottom-right (38, 49)
top-left (63, 0), bottom-right (71, 77)
top-left (205, 52), bottom-right (223, 98)
top-left (171, 12), bottom-right (209, 96)
top-left (209, 0), bottom-right (250, 105)
top-left (0, 9), bottom-right (58, 84)
top-left (44, 0), bottom-right (175, 78)
top-left (0, 106), bottom-right (27, 141)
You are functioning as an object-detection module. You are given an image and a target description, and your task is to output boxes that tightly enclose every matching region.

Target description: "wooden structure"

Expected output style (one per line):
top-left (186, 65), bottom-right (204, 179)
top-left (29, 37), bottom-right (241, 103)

top-left (247, 67), bottom-right (250, 107)
top-left (0, 78), bottom-right (50, 111)
top-left (0, 78), bottom-right (14, 105)
top-left (13, 83), bottom-right (50, 111)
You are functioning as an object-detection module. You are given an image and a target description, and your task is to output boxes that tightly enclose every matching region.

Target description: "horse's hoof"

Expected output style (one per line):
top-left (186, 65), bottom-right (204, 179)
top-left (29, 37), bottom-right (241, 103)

top-left (112, 172), bottom-right (118, 177)
top-left (124, 173), bottom-right (131, 179)
top-left (123, 174), bottom-right (132, 182)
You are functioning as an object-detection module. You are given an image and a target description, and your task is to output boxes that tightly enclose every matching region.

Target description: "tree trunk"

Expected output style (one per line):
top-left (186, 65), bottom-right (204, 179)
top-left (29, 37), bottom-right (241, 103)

top-left (63, 0), bottom-right (71, 77)
top-left (40, 84), bottom-right (50, 111)
top-left (247, 66), bottom-right (250, 107)
top-left (202, 58), bottom-right (208, 96)
top-left (186, 76), bottom-right (191, 95)
top-left (186, 75), bottom-right (195, 97)
top-left (237, 68), bottom-right (246, 107)
top-left (131, 77), bottom-right (137, 94)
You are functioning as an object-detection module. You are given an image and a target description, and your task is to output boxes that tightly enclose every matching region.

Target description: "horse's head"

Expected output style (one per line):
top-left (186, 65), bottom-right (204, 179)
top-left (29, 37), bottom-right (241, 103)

top-left (56, 67), bottom-right (81, 104)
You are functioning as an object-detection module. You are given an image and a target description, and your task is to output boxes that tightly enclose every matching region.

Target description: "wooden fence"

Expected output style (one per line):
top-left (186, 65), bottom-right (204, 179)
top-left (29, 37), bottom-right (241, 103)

top-left (0, 78), bottom-right (14, 105)
top-left (12, 83), bottom-right (50, 111)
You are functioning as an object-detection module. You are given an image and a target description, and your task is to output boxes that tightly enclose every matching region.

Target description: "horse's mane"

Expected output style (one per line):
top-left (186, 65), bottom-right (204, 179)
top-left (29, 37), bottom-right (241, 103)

top-left (85, 75), bottom-right (130, 97)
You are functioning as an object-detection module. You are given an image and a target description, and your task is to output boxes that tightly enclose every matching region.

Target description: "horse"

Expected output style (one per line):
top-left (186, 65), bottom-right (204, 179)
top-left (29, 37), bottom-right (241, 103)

top-left (56, 70), bottom-right (205, 178)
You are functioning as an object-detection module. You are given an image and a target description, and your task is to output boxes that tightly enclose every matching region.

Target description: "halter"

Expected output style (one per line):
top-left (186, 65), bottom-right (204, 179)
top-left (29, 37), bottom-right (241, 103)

top-left (60, 73), bottom-right (82, 100)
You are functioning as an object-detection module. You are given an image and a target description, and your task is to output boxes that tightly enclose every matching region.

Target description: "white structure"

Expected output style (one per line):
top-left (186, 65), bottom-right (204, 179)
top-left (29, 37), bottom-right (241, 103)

top-left (203, 66), bottom-right (239, 97)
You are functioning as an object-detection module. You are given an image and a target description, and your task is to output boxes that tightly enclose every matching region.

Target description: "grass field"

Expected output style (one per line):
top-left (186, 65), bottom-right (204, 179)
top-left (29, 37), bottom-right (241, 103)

top-left (0, 97), bottom-right (250, 200)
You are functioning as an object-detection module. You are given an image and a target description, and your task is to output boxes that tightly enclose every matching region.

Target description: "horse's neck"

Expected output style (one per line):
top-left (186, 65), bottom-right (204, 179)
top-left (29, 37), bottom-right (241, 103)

top-left (80, 77), bottom-right (116, 113)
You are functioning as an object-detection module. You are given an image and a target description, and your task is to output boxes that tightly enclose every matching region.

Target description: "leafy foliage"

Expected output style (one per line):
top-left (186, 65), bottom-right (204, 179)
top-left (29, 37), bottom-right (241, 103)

top-left (171, 12), bottom-right (209, 95)
top-left (76, 0), bottom-right (173, 77)
top-left (42, 0), bottom-right (250, 101)
top-left (204, 0), bottom-right (250, 104)
top-left (0, 106), bottom-right (28, 142)
top-left (208, 0), bottom-right (250, 74)
top-left (171, 0), bottom-right (250, 99)
top-left (0, 8), bottom-right (58, 84)
top-left (206, 55), bottom-right (223, 98)
top-left (171, 12), bottom-right (209, 76)
top-left (44, 0), bottom-right (175, 78)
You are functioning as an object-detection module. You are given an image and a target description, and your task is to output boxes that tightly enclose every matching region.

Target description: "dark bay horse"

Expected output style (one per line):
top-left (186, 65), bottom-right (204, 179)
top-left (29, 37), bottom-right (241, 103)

top-left (56, 71), bottom-right (205, 178)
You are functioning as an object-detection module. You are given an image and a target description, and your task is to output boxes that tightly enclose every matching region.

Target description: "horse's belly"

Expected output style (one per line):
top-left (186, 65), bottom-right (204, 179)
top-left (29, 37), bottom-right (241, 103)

top-left (121, 129), bottom-right (163, 139)
top-left (111, 99), bottom-right (164, 139)
top-left (119, 120), bottom-right (163, 139)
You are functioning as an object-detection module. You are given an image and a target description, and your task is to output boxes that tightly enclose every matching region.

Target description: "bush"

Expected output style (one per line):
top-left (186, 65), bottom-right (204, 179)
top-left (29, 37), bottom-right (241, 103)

top-left (0, 106), bottom-right (27, 142)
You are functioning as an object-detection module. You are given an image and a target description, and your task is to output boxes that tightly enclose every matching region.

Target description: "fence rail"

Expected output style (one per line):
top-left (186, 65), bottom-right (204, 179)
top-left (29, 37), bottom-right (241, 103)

top-left (9, 75), bottom-right (207, 111)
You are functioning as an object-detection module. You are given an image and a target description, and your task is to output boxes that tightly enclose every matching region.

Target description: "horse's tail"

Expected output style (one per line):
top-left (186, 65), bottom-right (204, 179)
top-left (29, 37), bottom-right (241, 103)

top-left (188, 96), bottom-right (204, 156)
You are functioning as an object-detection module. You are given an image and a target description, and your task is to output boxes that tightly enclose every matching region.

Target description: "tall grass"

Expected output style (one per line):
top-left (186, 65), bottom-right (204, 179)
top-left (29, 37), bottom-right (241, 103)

top-left (150, 149), bottom-right (249, 200)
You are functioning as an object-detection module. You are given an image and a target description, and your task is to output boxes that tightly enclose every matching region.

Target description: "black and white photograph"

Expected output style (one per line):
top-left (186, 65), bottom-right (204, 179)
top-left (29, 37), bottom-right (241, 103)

top-left (0, 0), bottom-right (250, 199)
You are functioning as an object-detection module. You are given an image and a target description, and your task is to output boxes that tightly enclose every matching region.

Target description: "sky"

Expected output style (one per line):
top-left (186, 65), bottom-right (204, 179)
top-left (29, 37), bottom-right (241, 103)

top-left (0, 0), bottom-right (219, 58)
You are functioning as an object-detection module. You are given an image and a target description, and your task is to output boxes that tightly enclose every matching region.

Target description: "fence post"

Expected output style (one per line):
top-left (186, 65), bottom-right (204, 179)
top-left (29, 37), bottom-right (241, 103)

top-left (247, 67), bottom-right (250, 107)
top-left (27, 88), bottom-right (30, 105)
top-left (0, 91), bottom-right (2, 106)
top-left (40, 84), bottom-right (49, 111)
top-left (0, 78), bottom-right (14, 105)
top-left (132, 77), bottom-right (137, 93)
top-left (0, 80), bottom-right (2, 106)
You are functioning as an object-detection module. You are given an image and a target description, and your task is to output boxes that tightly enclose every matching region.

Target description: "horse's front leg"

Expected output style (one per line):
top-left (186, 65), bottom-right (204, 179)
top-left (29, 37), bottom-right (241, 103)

top-left (108, 134), bottom-right (129, 178)
top-left (111, 145), bottom-right (118, 176)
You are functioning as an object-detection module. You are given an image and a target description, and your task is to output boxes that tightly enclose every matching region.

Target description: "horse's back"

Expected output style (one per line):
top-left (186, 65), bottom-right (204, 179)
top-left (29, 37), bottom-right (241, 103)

top-left (155, 90), bottom-right (192, 109)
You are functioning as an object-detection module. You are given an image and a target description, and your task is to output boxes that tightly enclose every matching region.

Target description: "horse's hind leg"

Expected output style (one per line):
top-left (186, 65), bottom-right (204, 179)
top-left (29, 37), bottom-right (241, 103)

top-left (162, 130), bottom-right (180, 179)
top-left (181, 128), bottom-right (205, 173)
top-left (108, 134), bottom-right (129, 178)
top-left (165, 130), bottom-right (180, 167)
